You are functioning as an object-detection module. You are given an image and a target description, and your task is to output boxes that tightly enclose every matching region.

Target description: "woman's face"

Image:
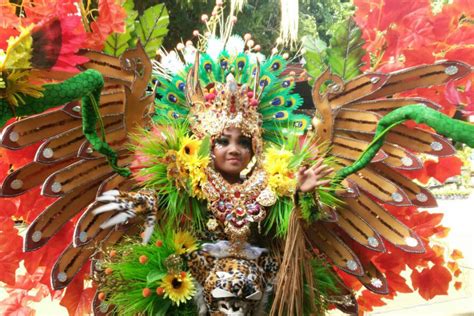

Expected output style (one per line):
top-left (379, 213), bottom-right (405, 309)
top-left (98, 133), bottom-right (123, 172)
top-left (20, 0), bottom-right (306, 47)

top-left (212, 127), bottom-right (253, 183)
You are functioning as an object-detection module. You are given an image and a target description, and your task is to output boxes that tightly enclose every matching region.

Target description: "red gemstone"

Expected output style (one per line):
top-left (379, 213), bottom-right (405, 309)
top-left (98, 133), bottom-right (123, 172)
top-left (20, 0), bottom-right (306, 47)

top-left (230, 96), bottom-right (236, 113)
top-left (234, 191), bottom-right (241, 198)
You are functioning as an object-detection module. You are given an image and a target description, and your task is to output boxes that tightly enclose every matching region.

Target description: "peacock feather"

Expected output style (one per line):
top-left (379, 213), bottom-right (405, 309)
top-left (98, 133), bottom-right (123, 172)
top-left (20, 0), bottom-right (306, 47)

top-left (232, 53), bottom-right (250, 84)
top-left (152, 37), bottom-right (310, 139)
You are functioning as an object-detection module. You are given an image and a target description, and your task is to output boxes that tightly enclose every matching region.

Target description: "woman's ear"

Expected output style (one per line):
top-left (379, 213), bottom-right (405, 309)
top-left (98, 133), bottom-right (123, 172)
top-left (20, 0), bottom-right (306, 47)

top-left (252, 136), bottom-right (257, 155)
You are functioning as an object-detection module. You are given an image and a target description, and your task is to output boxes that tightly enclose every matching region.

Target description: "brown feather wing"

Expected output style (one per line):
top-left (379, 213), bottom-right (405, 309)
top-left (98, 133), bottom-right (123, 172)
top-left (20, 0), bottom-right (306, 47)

top-left (0, 44), bottom-right (153, 290)
top-left (304, 61), bottom-right (469, 296)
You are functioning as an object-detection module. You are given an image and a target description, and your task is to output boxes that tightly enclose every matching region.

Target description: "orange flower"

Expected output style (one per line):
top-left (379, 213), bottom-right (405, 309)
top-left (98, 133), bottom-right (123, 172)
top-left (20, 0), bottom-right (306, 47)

top-left (431, 245), bottom-right (445, 257)
top-left (454, 281), bottom-right (463, 291)
top-left (447, 261), bottom-right (458, 272)
top-left (451, 249), bottom-right (464, 260)
top-left (142, 288), bottom-right (151, 297)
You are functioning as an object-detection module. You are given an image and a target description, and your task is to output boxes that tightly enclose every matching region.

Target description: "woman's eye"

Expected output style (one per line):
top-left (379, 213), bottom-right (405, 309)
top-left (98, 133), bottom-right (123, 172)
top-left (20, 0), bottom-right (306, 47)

top-left (216, 138), bottom-right (229, 146)
top-left (239, 138), bottom-right (252, 148)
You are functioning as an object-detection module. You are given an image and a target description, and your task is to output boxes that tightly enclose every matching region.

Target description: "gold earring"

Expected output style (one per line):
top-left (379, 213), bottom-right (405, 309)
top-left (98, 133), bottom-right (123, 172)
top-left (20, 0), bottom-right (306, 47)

top-left (240, 156), bottom-right (257, 180)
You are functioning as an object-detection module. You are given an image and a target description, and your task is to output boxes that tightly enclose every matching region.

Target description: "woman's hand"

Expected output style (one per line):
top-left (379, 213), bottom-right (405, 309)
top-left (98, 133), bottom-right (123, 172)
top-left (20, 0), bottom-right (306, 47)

top-left (297, 158), bottom-right (334, 193)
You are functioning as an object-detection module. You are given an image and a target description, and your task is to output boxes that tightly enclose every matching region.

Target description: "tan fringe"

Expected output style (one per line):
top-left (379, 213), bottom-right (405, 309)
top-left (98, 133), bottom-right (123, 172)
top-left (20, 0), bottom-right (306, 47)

top-left (279, 0), bottom-right (299, 49)
top-left (270, 208), bottom-right (316, 316)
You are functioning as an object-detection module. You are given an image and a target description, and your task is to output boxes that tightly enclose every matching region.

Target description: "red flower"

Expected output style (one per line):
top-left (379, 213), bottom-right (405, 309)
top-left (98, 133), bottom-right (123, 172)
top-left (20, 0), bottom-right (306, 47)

top-left (0, 218), bottom-right (25, 286)
top-left (59, 266), bottom-right (95, 316)
top-left (0, 267), bottom-right (52, 316)
top-left (454, 281), bottom-right (463, 290)
top-left (357, 290), bottom-right (388, 313)
top-left (445, 80), bottom-right (474, 117)
top-left (411, 265), bottom-right (452, 300)
top-left (385, 271), bottom-right (413, 294)
top-left (85, 0), bottom-right (127, 50)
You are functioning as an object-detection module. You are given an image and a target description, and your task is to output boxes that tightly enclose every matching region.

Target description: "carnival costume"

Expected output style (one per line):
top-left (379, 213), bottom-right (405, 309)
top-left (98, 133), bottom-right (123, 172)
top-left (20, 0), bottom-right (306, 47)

top-left (1, 4), bottom-right (474, 316)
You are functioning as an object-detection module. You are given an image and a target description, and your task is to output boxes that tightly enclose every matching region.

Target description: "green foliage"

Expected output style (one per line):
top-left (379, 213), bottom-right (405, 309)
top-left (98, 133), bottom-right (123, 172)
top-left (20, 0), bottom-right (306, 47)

top-left (130, 119), bottom-right (207, 231)
top-left (302, 35), bottom-right (327, 85)
top-left (262, 130), bottom-right (341, 235)
top-left (300, 0), bottom-right (354, 43)
top-left (159, 0), bottom-right (214, 50)
top-left (104, 0), bottom-right (137, 56)
top-left (264, 197), bottom-right (293, 236)
top-left (197, 135), bottom-right (210, 158)
top-left (103, 2), bottom-right (169, 58)
top-left (303, 257), bottom-right (340, 313)
top-left (302, 3), bottom-right (365, 84)
top-left (135, 3), bottom-right (170, 58)
top-left (299, 192), bottom-right (318, 222)
top-left (299, 13), bottom-right (319, 41)
top-left (101, 229), bottom-right (198, 315)
top-left (326, 18), bottom-right (365, 80)
top-left (232, 1), bottom-right (281, 54)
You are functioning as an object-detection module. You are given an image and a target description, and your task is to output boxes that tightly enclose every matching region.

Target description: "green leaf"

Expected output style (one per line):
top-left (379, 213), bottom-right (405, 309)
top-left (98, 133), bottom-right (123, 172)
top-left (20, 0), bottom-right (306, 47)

top-left (302, 35), bottom-right (327, 86)
top-left (327, 18), bottom-right (365, 80)
top-left (198, 135), bottom-right (210, 158)
top-left (146, 270), bottom-right (167, 284)
top-left (104, 32), bottom-right (132, 57)
top-left (104, 0), bottom-right (138, 57)
top-left (156, 300), bottom-right (172, 316)
top-left (135, 3), bottom-right (170, 58)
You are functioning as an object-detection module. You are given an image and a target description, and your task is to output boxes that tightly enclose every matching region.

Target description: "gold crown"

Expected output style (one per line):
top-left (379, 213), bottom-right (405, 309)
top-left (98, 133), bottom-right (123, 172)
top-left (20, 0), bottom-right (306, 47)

top-left (185, 55), bottom-right (262, 141)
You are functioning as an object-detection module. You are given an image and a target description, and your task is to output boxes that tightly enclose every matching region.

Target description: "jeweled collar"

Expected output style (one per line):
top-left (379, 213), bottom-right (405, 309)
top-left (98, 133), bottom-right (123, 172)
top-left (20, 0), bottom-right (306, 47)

top-left (202, 166), bottom-right (277, 241)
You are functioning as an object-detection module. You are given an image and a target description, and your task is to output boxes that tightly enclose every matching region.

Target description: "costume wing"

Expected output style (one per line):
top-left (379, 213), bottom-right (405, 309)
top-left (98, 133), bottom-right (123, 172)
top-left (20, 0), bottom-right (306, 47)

top-left (0, 44), bottom-right (153, 290)
top-left (305, 61), bottom-right (470, 294)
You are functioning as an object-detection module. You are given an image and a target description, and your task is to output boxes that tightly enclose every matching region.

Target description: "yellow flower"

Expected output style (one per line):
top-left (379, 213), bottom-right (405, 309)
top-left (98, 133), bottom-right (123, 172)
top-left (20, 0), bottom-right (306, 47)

top-left (176, 139), bottom-right (209, 198)
top-left (264, 147), bottom-right (294, 175)
top-left (179, 136), bottom-right (201, 157)
top-left (1, 71), bottom-right (44, 106)
top-left (187, 156), bottom-right (209, 199)
top-left (268, 173), bottom-right (297, 196)
top-left (173, 231), bottom-right (198, 255)
top-left (160, 272), bottom-right (196, 306)
top-left (263, 147), bottom-right (297, 196)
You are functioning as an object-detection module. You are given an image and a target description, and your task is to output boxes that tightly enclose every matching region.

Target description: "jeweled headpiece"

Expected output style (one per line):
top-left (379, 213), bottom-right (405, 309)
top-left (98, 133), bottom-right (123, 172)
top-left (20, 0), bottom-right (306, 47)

top-left (153, 43), bottom-right (310, 146)
top-left (185, 55), bottom-right (262, 139)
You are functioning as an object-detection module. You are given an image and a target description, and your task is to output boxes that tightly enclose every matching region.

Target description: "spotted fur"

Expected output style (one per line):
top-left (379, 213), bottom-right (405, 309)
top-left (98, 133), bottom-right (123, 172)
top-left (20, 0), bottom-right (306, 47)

top-left (187, 244), bottom-right (278, 315)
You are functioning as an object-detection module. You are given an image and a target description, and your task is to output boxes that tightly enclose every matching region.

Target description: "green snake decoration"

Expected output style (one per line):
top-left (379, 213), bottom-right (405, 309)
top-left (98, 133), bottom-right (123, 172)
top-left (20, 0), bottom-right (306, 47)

top-left (0, 69), bottom-right (130, 177)
top-left (332, 104), bottom-right (474, 187)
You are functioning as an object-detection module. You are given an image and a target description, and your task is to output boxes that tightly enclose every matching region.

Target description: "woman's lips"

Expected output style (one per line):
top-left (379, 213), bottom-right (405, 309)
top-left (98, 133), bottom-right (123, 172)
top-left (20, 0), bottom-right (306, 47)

top-left (226, 157), bottom-right (241, 163)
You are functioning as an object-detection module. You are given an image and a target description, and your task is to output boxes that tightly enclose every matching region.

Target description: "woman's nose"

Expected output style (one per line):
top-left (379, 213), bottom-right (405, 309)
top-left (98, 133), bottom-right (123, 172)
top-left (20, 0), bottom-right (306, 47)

top-left (227, 143), bottom-right (241, 154)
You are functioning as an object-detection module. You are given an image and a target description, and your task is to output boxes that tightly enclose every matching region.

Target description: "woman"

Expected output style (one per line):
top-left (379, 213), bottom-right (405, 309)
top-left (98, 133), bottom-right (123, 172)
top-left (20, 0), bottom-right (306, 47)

top-left (92, 63), bottom-right (336, 314)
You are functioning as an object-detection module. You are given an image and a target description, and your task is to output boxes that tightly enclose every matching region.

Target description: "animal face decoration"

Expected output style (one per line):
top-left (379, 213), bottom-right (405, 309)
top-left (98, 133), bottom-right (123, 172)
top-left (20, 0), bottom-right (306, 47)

top-left (187, 242), bottom-right (278, 315)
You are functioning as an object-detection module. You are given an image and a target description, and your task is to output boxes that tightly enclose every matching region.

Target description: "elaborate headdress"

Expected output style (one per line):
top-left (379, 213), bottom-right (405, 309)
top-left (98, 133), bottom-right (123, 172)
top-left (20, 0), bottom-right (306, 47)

top-left (153, 36), bottom-right (310, 149)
